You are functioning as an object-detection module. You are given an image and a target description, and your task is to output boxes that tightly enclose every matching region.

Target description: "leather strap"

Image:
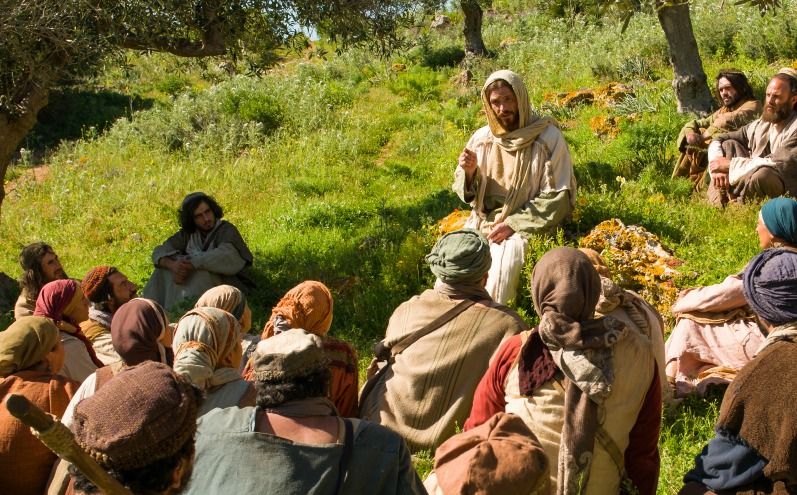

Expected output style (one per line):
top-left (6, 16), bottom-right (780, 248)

top-left (336, 418), bottom-right (354, 495)
top-left (373, 297), bottom-right (480, 360)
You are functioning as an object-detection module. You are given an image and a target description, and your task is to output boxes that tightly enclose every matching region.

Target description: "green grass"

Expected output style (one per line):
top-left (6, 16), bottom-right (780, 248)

top-left (3, 0), bottom-right (796, 491)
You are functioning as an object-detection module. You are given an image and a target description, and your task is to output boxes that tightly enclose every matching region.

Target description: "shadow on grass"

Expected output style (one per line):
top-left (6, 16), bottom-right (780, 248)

top-left (22, 88), bottom-right (155, 153)
top-left (244, 189), bottom-right (461, 347)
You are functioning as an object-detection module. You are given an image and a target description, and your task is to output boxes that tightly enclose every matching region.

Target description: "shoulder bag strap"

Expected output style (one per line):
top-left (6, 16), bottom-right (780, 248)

top-left (374, 297), bottom-right (480, 360)
top-left (335, 418), bottom-right (355, 495)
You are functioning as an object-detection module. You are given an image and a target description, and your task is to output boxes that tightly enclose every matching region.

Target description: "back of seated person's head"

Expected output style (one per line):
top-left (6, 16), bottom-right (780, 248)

top-left (743, 247), bottom-right (797, 331)
top-left (425, 228), bottom-right (492, 285)
top-left (69, 361), bottom-right (200, 495)
top-left (431, 412), bottom-right (550, 495)
top-left (250, 328), bottom-right (331, 408)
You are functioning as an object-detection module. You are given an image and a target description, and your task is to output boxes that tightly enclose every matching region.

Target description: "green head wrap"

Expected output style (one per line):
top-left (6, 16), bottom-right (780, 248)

top-left (0, 316), bottom-right (60, 377)
top-left (426, 229), bottom-right (492, 284)
top-left (761, 197), bottom-right (797, 246)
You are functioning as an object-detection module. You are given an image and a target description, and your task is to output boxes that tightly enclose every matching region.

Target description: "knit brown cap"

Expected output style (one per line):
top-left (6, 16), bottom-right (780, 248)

top-left (434, 413), bottom-right (550, 495)
top-left (81, 266), bottom-right (113, 302)
top-left (251, 328), bottom-right (329, 381)
top-left (72, 361), bottom-right (198, 471)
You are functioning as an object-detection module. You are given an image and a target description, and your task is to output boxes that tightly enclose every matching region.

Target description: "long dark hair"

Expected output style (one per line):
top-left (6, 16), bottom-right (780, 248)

top-left (18, 242), bottom-right (54, 300)
top-left (178, 194), bottom-right (223, 233)
top-left (717, 69), bottom-right (755, 103)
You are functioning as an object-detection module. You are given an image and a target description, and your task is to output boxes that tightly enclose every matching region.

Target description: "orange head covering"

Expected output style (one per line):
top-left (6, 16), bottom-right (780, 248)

top-left (261, 281), bottom-right (333, 339)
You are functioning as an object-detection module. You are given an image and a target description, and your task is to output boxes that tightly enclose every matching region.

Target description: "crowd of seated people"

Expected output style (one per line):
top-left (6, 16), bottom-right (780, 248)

top-left (4, 66), bottom-right (797, 494)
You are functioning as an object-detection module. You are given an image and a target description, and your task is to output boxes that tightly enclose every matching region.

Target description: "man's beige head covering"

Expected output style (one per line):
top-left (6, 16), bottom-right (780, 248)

top-left (481, 70), bottom-right (532, 137)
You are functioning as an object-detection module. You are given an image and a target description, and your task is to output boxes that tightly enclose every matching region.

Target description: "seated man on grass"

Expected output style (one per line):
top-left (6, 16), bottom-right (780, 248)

top-left (707, 68), bottom-right (797, 206)
top-left (359, 229), bottom-right (526, 453)
top-left (454, 70), bottom-right (576, 305)
top-left (672, 69), bottom-right (761, 191)
top-left (186, 329), bottom-right (426, 495)
top-left (79, 266), bottom-right (139, 365)
top-left (142, 192), bottom-right (254, 311)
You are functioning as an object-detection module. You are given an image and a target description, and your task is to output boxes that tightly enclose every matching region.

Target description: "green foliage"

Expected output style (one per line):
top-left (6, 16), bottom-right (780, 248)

top-left (388, 67), bottom-right (449, 103)
top-left (155, 75), bottom-right (191, 96)
top-left (220, 90), bottom-right (284, 131)
top-left (24, 89), bottom-right (153, 152)
top-left (4, 0), bottom-right (796, 490)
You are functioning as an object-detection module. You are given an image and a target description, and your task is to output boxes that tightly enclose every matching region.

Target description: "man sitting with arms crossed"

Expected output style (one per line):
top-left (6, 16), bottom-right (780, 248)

top-left (142, 192), bottom-right (254, 311)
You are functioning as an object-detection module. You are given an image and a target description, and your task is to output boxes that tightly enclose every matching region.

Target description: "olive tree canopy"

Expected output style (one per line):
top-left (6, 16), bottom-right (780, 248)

top-left (0, 0), bottom-right (438, 212)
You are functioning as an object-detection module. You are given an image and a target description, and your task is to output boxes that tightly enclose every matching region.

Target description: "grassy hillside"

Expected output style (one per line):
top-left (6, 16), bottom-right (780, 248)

top-left (3, 0), bottom-right (797, 491)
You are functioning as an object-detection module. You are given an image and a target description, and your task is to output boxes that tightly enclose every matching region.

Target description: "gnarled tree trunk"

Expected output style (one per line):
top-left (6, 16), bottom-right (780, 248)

top-left (0, 82), bottom-right (51, 216)
top-left (657, 1), bottom-right (716, 116)
top-left (461, 0), bottom-right (487, 57)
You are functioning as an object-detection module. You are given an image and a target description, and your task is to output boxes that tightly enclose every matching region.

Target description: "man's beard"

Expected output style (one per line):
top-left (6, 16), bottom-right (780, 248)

top-left (722, 94), bottom-right (741, 109)
top-left (498, 113), bottom-right (519, 131)
top-left (762, 101), bottom-right (794, 123)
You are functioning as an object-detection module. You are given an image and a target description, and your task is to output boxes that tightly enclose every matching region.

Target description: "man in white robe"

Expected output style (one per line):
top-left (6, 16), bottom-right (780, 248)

top-left (453, 70), bottom-right (576, 304)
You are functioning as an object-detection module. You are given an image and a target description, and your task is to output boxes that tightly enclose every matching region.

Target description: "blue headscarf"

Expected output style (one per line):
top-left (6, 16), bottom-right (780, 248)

top-left (743, 248), bottom-right (797, 326)
top-left (761, 198), bottom-right (797, 246)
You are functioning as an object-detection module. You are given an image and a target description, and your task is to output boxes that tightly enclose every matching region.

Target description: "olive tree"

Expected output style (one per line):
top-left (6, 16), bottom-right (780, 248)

top-left (0, 0), bottom-right (438, 213)
top-left (457, 0), bottom-right (778, 116)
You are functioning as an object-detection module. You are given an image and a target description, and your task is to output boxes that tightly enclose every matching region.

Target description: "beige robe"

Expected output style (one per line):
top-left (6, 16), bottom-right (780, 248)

top-left (504, 329), bottom-right (656, 494)
top-left (359, 289), bottom-right (527, 452)
top-left (454, 125), bottom-right (575, 304)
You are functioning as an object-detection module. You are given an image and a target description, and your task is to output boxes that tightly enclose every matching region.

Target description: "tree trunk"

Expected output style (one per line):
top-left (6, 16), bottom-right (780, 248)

top-left (0, 82), bottom-right (51, 215)
top-left (461, 0), bottom-right (487, 57)
top-left (656, 1), bottom-right (716, 116)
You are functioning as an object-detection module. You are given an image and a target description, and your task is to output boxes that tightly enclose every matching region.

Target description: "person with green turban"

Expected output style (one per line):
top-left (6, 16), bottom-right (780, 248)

top-left (0, 317), bottom-right (80, 495)
top-left (359, 229), bottom-right (528, 452)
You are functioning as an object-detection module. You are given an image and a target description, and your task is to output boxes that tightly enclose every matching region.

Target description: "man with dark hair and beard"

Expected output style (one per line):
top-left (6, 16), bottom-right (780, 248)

top-left (707, 68), bottom-right (797, 206)
top-left (142, 192), bottom-right (254, 311)
top-left (673, 69), bottom-right (761, 191)
top-left (79, 266), bottom-right (139, 365)
top-left (15, 242), bottom-right (68, 319)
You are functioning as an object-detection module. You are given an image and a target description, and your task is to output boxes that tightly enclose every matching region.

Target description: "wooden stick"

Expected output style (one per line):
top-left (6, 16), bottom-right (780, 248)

top-left (5, 393), bottom-right (134, 495)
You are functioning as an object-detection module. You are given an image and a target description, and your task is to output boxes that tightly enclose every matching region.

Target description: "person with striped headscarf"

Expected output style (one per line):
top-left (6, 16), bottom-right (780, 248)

top-left (195, 285), bottom-right (256, 374)
top-left (173, 306), bottom-right (256, 415)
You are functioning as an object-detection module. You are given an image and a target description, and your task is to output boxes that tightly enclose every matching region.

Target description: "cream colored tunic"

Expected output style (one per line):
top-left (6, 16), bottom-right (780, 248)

top-left (504, 330), bottom-right (655, 494)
